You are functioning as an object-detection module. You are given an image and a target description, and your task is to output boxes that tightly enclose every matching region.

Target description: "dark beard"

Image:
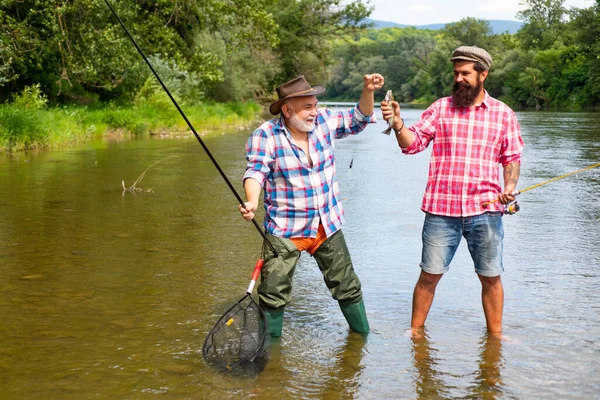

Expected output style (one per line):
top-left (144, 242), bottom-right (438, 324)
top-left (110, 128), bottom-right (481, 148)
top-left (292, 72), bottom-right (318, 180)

top-left (452, 79), bottom-right (483, 108)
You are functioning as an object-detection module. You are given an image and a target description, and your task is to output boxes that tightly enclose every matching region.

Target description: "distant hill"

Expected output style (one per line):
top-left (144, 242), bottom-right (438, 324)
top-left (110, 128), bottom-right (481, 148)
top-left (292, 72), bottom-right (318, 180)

top-left (366, 18), bottom-right (523, 34)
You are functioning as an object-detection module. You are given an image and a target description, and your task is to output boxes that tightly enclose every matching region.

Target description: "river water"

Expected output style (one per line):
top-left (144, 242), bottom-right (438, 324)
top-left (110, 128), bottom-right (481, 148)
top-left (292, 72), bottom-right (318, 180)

top-left (1, 109), bottom-right (599, 399)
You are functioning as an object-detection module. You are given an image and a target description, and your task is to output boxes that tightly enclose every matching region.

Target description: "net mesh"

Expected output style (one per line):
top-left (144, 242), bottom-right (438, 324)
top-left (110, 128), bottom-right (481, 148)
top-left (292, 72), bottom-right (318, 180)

top-left (203, 293), bottom-right (270, 373)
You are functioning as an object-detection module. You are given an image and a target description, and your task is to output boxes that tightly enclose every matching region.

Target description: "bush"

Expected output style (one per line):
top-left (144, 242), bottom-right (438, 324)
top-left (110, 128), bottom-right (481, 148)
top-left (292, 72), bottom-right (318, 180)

top-left (0, 105), bottom-right (48, 150)
top-left (134, 55), bottom-right (205, 107)
top-left (101, 108), bottom-right (147, 135)
top-left (11, 84), bottom-right (48, 110)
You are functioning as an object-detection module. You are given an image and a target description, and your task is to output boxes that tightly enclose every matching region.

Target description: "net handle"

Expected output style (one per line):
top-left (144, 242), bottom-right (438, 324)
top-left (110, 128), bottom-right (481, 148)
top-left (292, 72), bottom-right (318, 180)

top-left (246, 259), bottom-right (264, 294)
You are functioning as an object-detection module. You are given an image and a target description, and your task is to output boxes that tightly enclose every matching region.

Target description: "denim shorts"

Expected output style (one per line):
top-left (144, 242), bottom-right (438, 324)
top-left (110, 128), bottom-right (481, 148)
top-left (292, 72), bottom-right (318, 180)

top-left (420, 212), bottom-right (504, 277)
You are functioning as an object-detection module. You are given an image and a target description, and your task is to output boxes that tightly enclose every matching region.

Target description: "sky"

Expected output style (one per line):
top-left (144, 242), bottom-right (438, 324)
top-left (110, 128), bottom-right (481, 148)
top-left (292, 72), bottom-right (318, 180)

top-left (369, 0), bottom-right (595, 26)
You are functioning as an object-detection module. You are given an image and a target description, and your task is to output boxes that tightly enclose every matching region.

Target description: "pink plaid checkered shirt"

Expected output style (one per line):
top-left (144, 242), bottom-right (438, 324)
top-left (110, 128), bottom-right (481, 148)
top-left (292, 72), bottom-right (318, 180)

top-left (403, 91), bottom-right (524, 217)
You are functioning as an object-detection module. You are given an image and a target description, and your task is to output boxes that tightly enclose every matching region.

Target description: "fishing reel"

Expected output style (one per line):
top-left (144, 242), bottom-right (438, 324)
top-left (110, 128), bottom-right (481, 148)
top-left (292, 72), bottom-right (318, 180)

top-left (504, 201), bottom-right (520, 215)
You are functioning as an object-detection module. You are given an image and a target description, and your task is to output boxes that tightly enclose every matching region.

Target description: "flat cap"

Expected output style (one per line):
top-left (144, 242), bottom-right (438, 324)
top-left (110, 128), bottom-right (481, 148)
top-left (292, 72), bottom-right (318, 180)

top-left (450, 46), bottom-right (492, 70)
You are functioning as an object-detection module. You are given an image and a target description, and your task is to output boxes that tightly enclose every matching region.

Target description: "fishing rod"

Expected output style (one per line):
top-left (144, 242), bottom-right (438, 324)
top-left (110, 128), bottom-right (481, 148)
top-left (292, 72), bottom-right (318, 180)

top-left (482, 161), bottom-right (600, 211)
top-left (104, 0), bottom-right (277, 255)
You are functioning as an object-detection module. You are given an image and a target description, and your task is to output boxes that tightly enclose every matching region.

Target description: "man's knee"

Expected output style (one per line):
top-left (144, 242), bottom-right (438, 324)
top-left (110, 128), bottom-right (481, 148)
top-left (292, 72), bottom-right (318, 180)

top-left (417, 271), bottom-right (443, 288)
top-left (478, 274), bottom-right (503, 288)
top-left (312, 230), bottom-right (362, 303)
top-left (259, 235), bottom-right (300, 310)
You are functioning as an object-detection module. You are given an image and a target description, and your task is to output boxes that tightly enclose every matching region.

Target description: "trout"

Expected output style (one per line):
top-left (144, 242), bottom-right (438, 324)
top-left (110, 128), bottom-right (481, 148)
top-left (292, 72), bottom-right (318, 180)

top-left (382, 90), bottom-right (394, 135)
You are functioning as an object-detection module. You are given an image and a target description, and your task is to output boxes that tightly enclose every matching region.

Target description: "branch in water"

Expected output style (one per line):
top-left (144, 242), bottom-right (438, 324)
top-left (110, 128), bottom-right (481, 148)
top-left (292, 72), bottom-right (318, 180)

top-left (122, 156), bottom-right (177, 193)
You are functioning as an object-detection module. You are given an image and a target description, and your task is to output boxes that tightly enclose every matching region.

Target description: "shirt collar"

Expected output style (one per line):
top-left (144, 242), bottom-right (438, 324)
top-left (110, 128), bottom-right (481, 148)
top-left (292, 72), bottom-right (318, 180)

top-left (278, 116), bottom-right (294, 139)
top-left (479, 90), bottom-right (491, 108)
top-left (467, 89), bottom-right (490, 109)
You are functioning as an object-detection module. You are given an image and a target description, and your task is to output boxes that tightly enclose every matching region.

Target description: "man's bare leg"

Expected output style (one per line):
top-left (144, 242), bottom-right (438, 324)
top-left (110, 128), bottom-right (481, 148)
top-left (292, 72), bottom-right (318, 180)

top-left (411, 271), bottom-right (444, 328)
top-left (478, 275), bottom-right (504, 332)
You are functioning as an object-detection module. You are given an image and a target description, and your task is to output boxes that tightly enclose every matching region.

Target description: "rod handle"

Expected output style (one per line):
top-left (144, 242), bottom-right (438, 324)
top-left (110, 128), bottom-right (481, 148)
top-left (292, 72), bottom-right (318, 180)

top-left (481, 190), bottom-right (521, 208)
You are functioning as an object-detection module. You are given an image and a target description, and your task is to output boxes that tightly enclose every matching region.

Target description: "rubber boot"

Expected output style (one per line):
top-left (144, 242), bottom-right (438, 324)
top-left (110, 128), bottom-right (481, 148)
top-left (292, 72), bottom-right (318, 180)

top-left (264, 309), bottom-right (284, 338)
top-left (340, 300), bottom-right (370, 334)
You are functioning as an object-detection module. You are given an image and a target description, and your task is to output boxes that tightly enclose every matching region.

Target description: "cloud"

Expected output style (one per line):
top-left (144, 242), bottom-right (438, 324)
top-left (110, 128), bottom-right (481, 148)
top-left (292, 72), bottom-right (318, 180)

top-left (369, 0), bottom-right (595, 26)
top-left (408, 4), bottom-right (434, 11)
top-left (477, 0), bottom-right (519, 13)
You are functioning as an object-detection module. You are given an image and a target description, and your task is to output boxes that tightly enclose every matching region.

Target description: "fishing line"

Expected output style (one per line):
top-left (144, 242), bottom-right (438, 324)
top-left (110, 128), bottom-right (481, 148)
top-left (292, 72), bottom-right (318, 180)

top-left (104, 0), bottom-right (276, 255)
top-left (482, 161), bottom-right (600, 208)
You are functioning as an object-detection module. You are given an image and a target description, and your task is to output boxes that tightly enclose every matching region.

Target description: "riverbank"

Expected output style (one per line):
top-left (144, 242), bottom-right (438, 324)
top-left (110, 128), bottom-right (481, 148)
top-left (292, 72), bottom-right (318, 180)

top-left (0, 101), bottom-right (263, 152)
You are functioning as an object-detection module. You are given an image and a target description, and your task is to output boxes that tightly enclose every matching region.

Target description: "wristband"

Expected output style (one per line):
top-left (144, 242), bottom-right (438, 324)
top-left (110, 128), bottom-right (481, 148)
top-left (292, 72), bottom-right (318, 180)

top-left (394, 118), bottom-right (405, 134)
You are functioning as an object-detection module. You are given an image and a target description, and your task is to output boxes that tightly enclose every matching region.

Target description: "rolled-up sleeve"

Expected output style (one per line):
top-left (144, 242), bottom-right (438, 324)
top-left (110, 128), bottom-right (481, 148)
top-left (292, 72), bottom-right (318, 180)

top-left (498, 110), bottom-right (523, 166)
top-left (353, 104), bottom-right (377, 124)
top-left (243, 128), bottom-right (273, 186)
top-left (326, 104), bottom-right (376, 140)
top-left (402, 103), bottom-right (438, 155)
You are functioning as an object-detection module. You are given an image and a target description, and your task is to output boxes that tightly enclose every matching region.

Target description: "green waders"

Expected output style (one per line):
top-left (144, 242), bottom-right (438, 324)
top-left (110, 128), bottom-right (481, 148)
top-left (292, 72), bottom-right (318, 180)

top-left (258, 229), bottom-right (370, 337)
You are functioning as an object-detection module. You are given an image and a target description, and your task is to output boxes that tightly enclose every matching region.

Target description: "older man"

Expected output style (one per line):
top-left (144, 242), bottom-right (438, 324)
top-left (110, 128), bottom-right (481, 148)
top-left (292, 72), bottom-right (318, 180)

top-left (240, 74), bottom-right (383, 337)
top-left (381, 46), bottom-right (524, 333)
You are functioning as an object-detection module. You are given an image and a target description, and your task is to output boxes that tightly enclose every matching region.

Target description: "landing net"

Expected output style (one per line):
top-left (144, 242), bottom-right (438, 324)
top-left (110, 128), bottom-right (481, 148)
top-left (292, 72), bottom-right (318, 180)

top-left (202, 293), bottom-right (270, 373)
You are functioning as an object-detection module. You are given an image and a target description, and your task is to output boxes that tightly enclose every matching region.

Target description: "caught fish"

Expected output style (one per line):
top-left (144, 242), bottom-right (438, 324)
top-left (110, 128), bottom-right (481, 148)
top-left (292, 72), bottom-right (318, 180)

top-left (382, 90), bottom-right (394, 135)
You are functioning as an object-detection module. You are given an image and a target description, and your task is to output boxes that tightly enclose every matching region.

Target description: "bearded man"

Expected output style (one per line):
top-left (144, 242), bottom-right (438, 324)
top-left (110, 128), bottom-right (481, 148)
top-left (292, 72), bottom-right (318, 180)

top-left (240, 74), bottom-right (384, 337)
top-left (381, 46), bottom-right (524, 333)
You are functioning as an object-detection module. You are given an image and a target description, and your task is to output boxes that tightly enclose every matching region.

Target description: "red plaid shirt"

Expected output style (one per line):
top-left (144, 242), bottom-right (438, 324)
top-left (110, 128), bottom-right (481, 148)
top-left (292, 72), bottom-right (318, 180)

top-left (403, 91), bottom-right (523, 217)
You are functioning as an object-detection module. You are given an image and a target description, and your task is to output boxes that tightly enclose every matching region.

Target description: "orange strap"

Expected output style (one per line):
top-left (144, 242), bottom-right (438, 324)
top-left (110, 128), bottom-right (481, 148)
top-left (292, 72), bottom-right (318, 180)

top-left (290, 224), bottom-right (328, 255)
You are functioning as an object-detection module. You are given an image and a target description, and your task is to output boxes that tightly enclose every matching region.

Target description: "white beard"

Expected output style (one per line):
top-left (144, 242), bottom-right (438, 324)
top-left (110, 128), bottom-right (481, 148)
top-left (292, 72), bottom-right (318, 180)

top-left (288, 114), bottom-right (315, 132)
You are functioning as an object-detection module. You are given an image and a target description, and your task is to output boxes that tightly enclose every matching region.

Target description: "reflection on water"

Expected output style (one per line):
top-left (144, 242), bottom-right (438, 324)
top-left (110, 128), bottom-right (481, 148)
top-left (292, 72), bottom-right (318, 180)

top-left (469, 333), bottom-right (504, 399)
top-left (411, 329), bottom-right (450, 399)
top-left (1, 111), bottom-right (599, 398)
top-left (411, 330), bottom-right (504, 400)
top-left (251, 329), bottom-right (366, 399)
top-left (320, 333), bottom-right (366, 399)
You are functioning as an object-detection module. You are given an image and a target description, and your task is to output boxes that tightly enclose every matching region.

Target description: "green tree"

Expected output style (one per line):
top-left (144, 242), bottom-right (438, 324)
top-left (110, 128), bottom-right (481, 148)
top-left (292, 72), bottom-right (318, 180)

top-left (407, 39), bottom-right (456, 103)
top-left (202, 31), bottom-right (281, 102)
top-left (443, 17), bottom-right (494, 49)
top-left (517, 0), bottom-right (567, 50)
top-left (268, 0), bottom-right (372, 87)
top-left (0, 0), bottom-right (279, 104)
top-left (518, 67), bottom-right (547, 108)
top-left (0, 10), bottom-right (30, 88)
top-left (568, 1), bottom-right (600, 106)
top-left (328, 27), bottom-right (439, 102)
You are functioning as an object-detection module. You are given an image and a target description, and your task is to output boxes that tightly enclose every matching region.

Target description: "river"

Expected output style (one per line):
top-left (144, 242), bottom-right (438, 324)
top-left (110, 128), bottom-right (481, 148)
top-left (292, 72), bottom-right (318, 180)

top-left (1, 109), bottom-right (599, 399)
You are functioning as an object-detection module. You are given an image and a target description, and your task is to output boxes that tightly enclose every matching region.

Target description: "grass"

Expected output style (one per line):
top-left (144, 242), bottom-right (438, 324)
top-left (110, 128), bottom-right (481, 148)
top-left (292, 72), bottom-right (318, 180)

top-left (0, 101), bottom-right (263, 152)
top-left (0, 106), bottom-right (49, 151)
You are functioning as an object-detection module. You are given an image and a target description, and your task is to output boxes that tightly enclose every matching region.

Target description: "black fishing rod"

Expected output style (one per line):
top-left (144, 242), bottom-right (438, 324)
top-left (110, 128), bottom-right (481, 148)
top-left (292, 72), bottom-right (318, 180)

top-left (104, 0), bottom-right (276, 255)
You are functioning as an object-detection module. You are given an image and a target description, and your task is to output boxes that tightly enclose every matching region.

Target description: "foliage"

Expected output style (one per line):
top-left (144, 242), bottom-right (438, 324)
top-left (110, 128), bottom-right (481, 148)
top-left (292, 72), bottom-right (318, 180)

top-left (443, 17), bottom-right (495, 49)
top-left (0, 0), bottom-right (371, 105)
top-left (328, 28), bottom-right (439, 101)
top-left (0, 105), bottom-right (48, 150)
top-left (11, 84), bottom-right (48, 110)
top-left (267, 0), bottom-right (372, 87)
top-left (516, 0), bottom-right (567, 50)
top-left (568, 1), bottom-right (600, 105)
top-left (134, 55), bottom-right (206, 107)
top-left (0, 100), bottom-right (262, 151)
top-left (0, 0), bottom-right (280, 103)
top-left (0, 84), bottom-right (51, 150)
top-left (199, 31), bottom-right (280, 102)
top-left (1, 0), bottom-right (599, 115)
top-left (327, 1), bottom-right (599, 110)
